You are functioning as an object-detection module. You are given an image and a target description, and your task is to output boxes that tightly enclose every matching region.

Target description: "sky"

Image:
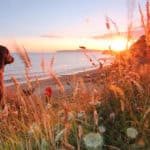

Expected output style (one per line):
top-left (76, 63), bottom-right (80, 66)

top-left (0, 0), bottom-right (146, 52)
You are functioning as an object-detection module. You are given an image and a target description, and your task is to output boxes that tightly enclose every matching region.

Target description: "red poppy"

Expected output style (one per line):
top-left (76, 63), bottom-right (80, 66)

top-left (44, 87), bottom-right (53, 97)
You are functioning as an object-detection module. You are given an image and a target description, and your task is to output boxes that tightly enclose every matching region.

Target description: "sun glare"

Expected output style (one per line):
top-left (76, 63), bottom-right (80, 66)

top-left (110, 37), bottom-right (132, 52)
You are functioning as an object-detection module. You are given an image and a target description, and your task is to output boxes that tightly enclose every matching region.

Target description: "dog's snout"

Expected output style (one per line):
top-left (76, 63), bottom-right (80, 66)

top-left (10, 56), bottom-right (14, 63)
top-left (5, 55), bottom-right (14, 64)
top-left (8, 56), bottom-right (14, 63)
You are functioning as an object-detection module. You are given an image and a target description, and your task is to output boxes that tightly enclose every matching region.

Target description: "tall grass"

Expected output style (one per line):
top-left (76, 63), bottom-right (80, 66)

top-left (0, 1), bottom-right (150, 150)
top-left (1, 48), bottom-right (149, 150)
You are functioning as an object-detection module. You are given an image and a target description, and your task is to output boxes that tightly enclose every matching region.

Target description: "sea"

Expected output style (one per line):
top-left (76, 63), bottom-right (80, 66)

top-left (4, 51), bottom-right (113, 86)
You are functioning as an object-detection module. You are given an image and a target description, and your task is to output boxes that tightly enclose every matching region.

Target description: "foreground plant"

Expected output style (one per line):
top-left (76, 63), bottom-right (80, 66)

top-left (83, 133), bottom-right (103, 150)
top-left (126, 127), bottom-right (138, 139)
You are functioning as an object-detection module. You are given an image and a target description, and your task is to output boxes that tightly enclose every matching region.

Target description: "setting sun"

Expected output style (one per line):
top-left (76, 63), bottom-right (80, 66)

top-left (110, 36), bottom-right (133, 52)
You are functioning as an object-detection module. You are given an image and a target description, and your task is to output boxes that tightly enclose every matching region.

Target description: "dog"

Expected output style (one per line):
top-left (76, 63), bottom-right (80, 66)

top-left (0, 45), bottom-right (14, 106)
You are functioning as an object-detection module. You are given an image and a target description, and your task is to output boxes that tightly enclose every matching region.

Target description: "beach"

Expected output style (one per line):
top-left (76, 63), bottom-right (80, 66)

top-left (4, 51), bottom-right (113, 102)
top-left (4, 51), bottom-right (112, 86)
top-left (5, 67), bottom-right (105, 100)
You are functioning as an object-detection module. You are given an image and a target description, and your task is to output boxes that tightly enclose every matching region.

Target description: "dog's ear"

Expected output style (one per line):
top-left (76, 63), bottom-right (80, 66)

top-left (0, 49), bottom-right (4, 69)
top-left (0, 45), bottom-right (8, 68)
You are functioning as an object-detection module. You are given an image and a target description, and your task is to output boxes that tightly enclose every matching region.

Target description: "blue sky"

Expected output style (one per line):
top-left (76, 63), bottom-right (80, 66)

top-left (0, 0), bottom-right (146, 51)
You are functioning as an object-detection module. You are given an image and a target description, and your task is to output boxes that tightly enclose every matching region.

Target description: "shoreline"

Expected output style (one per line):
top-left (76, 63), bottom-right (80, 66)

top-left (4, 52), bottom-right (113, 87)
top-left (4, 66), bottom-right (99, 87)
top-left (5, 66), bottom-right (107, 99)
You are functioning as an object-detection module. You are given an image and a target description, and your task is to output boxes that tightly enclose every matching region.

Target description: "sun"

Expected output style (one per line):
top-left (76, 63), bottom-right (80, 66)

top-left (110, 36), bottom-right (132, 52)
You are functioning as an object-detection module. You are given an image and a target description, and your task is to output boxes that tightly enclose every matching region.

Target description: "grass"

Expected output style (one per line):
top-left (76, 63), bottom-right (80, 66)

top-left (0, 50), bottom-right (149, 150)
top-left (0, 1), bottom-right (150, 149)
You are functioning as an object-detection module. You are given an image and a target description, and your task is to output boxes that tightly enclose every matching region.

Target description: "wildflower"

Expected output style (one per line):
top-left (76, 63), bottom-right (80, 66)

top-left (98, 125), bottom-right (106, 133)
top-left (83, 132), bottom-right (104, 150)
top-left (44, 86), bottom-right (53, 97)
top-left (126, 127), bottom-right (138, 139)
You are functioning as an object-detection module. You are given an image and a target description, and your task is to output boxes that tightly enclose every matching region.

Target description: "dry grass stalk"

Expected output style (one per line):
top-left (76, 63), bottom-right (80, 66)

top-left (138, 3), bottom-right (146, 34)
top-left (78, 125), bottom-right (83, 140)
top-left (109, 84), bottom-right (125, 98)
top-left (143, 107), bottom-right (150, 121)
top-left (93, 109), bottom-right (98, 126)
top-left (77, 125), bottom-right (83, 150)
top-left (50, 55), bottom-right (55, 68)
top-left (105, 16), bottom-right (120, 34)
top-left (40, 54), bottom-right (46, 72)
top-left (62, 141), bottom-right (75, 150)
top-left (146, 0), bottom-right (150, 27)
top-left (73, 77), bottom-right (79, 98)
top-left (138, 1), bottom-right (150, 46)
top-left (0, 104), bottom-right (9, 119)
top-left (11, 76), bottom-right (20, 88)
top-left (79, 77), bottom-right (86, 94)
top-left (49, 70), bottom-right (65, 94)
top-left (64, 122), bottom-right (70, 143)
top-left (24, 74), bottom-right (32, 89)
top-left (131, 79), bottom-right (144, 95)
top-left (126, 0), bottom-right (135, 43)
top-left (49, 56), bottom-right (65, 93)
top-left (146, 0), bottom-right (150, 45)
top-left (109, 84), bottom-right (125, 112)
top-left (80, 46), bottom-right (97, 67)
top-left (14, 44), bottom-right (31, 69)
top-left (22, 46), bottom-right (31, 67)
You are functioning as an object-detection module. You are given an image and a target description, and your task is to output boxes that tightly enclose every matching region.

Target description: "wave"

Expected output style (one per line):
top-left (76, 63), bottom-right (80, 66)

top-left (4, 51), bottom-right (114, 86)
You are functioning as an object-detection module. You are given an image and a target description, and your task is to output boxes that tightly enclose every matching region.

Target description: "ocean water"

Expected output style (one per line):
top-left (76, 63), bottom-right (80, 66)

top-left (4, 51), bottom-right (113, 86)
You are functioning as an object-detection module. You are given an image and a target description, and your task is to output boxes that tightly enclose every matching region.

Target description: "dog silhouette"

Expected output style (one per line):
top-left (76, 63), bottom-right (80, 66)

top-left (0, 45), bottom-right (14, 106)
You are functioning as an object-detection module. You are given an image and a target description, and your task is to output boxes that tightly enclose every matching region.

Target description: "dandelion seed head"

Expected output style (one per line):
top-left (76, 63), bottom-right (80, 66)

top-left (83, 133), bottom-right (104, 150)
top-left (126, 127), bottom-right (138, 139)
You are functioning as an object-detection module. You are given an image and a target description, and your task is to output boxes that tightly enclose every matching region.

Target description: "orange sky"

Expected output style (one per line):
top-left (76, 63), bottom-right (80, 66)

top-left (0, 34), bottom-right (138, 52)
top-left (0, 0), bottom-right (145, 52)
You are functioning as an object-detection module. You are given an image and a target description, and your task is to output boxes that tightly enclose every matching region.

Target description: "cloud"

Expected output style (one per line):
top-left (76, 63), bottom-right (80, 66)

top-left (40, 34), bottom-right (64, 38)
top-left (91, 27), bottom-right (144, 40)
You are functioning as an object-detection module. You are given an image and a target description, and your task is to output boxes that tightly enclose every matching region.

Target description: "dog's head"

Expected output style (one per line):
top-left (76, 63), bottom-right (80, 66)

top-left (0, 45), bottom-right (14, 68)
